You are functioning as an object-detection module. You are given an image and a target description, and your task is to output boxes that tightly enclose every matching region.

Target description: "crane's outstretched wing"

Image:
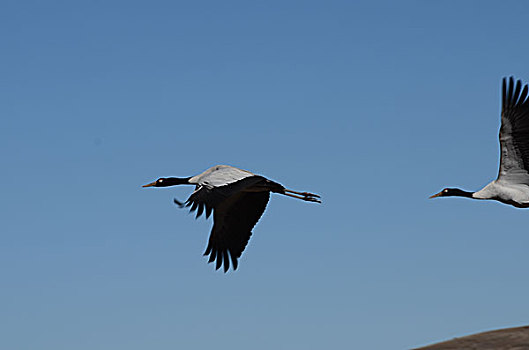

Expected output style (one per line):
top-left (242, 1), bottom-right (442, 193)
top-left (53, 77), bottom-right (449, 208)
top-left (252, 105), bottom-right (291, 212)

top-left (177, 175), bottom-right (272, 272)
top-left (188, 165), bottom-right (254, 188)
top-left (204, 191), bottom-right (269, 272)
top-left (179, 176), bottom-right (268, 220)
top-left (498, 77), bottom-right (529, 184)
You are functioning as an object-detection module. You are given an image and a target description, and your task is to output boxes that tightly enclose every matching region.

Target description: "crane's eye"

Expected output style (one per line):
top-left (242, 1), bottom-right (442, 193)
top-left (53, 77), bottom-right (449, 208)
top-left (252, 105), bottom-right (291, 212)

top-left (443, 189), bottom-right (448, 193)
top-left (158, 179), bottom-right (163, 184)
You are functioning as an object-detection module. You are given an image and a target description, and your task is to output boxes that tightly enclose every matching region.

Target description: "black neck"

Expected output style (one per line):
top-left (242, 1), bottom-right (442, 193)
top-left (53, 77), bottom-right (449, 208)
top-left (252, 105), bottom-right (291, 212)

top-left (161, 177), bottom-right (191, 187)
top-left (449, 188), bottom-right (474, 198)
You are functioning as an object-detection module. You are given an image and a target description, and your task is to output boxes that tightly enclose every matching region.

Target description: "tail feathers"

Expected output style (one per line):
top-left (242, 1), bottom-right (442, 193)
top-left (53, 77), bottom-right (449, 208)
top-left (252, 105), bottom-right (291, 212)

top-left (266, 180), bottom-right (286, 193)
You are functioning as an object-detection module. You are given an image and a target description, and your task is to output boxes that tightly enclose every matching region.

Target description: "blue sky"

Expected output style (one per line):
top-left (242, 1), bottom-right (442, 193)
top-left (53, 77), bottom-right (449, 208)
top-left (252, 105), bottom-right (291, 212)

top-left (2, 1), bottom-right (529, 349)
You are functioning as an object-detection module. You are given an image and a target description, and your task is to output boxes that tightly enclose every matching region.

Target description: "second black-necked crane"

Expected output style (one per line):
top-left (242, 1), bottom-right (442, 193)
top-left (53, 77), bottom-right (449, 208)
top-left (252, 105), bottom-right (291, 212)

top-left (431, 77), bottom-right (529, 208)
top-left (143, 165), bottom-right (320, 272)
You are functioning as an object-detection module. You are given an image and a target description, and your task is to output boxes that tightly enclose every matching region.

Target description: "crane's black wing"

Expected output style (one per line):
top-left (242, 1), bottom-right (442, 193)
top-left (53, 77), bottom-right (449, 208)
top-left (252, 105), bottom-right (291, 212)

top-left (498, 77), bottom-right (529, 184)
top-left (204, 191), bottom-right (270, 272)
top-left (180, 176), bottom-right (269, 220)
top-left (177, 175), bottom-right (276, 272)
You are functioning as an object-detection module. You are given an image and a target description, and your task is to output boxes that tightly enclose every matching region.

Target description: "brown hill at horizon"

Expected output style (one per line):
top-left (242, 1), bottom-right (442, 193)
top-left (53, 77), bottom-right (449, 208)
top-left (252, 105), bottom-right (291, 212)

top-left (413, 325), bottom-right (529, 350)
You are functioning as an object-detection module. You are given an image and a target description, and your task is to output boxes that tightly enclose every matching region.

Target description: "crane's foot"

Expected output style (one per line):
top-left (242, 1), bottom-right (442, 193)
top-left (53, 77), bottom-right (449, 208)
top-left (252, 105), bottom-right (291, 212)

top-left (303, 196), bottom-right (321, 203)
top-left (283, 189), bottom-right (321, 203)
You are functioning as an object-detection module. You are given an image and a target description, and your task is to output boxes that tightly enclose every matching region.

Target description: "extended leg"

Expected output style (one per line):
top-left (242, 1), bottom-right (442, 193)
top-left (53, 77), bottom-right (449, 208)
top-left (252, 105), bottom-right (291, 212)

top-left (282, 189), bottom-right (321, 203)
top-left (284, 189), bottom-right (320, 198)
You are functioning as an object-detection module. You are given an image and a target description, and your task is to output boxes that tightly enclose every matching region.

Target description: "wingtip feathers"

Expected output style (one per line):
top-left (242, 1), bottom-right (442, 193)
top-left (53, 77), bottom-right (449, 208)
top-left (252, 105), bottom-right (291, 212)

top-left (503, 76), bottom-right (529, 109)
top-left (203, 247), bottom-right (239, 272)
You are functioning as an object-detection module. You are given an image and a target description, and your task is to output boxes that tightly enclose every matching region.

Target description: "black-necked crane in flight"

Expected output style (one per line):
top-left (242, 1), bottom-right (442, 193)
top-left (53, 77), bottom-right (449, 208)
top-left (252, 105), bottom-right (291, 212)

top-left (143, 165), bottom-right (320, 272)
top-left (430, 77), bottom-right (529, 208)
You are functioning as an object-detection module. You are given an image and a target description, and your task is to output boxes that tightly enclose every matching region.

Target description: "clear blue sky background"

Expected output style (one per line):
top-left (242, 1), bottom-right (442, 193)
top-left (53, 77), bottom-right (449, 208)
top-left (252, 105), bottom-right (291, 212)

top-left (2, 1), bottom-right (529, 349)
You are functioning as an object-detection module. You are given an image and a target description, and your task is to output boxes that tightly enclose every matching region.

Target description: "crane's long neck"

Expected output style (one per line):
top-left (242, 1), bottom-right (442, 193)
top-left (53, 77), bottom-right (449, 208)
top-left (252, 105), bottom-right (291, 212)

top-left (163, 177), bottom-right (192, 186)
top-left (449, 188), bottom-right (475, 198)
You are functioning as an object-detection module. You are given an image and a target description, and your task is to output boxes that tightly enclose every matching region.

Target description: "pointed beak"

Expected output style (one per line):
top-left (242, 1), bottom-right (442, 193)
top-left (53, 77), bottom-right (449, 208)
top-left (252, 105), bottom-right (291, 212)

top-left (429, 191), bottom-right (443, 199)
top-left (142, 181), bottom-right (156, 188)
